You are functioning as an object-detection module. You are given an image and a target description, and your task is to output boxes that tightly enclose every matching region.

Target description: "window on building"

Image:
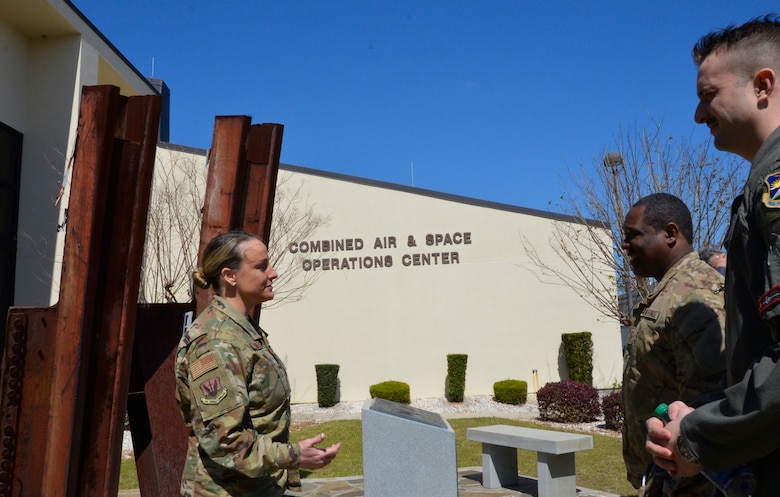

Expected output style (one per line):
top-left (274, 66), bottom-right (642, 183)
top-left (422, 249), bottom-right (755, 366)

top-left (0, 122), bottom-right (22, 353)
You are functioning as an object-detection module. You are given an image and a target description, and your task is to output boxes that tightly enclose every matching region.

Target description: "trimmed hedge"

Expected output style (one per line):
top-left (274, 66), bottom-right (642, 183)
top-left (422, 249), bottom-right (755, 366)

top-left (601, 391), bottom-right (623, 430)
top-left (493, 379), bottom-right (527, 405)
top-left (315, 364), bottom-right (340, 408)
top-left (537, 380), bottom-right (601, 423)
top-left (562, 331), bottom-right (593, 385)
top-left (445, 354), bottom-right (468, 402)
top-left (369, 380), bottom-right (411, 405)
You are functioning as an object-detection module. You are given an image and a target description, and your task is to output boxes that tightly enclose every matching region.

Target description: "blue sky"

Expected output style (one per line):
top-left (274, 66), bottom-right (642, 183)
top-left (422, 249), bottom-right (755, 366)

top-left (73, 1), bottom-right (776, 212)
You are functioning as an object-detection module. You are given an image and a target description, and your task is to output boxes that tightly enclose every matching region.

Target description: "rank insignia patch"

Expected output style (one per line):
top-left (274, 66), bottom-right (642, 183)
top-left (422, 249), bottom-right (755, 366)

top-left (762, 172), bottom-right (780, 208)
top-left (199, 377), bottom-right (228, 405)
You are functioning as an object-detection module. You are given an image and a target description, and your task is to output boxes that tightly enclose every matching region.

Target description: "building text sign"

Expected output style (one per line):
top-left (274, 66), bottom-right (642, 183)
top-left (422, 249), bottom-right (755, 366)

top-left (288, 231), bottom-right (472, 271)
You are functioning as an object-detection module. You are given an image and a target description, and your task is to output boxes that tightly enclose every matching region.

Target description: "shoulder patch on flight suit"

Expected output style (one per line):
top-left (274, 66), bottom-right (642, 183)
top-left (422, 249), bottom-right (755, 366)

top-left (759, 284), bottom-right (780, 314)
top-left (762, 172), bottom-right (780, 208)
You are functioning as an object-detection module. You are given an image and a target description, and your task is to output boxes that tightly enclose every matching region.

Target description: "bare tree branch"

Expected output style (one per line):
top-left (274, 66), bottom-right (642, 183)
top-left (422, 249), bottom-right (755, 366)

top-left (523, 120), bottom-right (747, 324)
top-left (140, 148), bottom-right (205, 303)
top-left (141, 149), bottom-right (329, 306)
top-left (264, 173), bottom-right (330, 309)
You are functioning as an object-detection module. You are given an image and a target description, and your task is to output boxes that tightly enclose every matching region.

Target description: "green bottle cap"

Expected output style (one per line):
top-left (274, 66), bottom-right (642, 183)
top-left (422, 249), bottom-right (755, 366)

top-left (654, 403), bottom-right (669, 418)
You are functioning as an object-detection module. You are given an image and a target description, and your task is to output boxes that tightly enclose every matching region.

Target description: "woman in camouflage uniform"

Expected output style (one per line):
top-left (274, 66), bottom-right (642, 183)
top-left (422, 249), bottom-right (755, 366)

top-left (175, 231), bottom-right (340, 496)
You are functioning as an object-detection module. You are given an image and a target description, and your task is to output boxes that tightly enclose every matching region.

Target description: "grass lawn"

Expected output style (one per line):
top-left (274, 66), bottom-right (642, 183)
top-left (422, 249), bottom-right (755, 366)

top-left (120, 417), bottom-right (638, 496)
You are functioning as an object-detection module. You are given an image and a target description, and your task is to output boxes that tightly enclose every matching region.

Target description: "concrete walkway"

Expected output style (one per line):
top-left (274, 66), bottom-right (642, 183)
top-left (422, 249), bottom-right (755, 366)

top-left (119, 467), bottom-right (620, 497)
top-left (290, 467), bottom-right (620, 496)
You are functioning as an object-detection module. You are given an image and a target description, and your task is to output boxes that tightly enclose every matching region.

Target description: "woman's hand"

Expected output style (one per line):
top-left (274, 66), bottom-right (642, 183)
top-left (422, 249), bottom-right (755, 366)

top-left (298, 433), bottom-right (342, 470)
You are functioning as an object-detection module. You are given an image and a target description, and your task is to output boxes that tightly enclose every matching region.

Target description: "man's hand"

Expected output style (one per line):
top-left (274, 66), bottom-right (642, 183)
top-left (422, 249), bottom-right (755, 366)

top-left (645, 401), bottom-right (703, 477)
top-left (298, 433), bottom-right (342, 470)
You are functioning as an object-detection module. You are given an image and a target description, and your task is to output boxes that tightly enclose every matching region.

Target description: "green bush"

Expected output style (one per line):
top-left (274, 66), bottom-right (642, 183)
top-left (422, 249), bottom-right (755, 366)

top-left (445, 354), bottom-right (468, 402)
top-left (601, 391), bottom-right (623, 431)
top-left (561, 331), bottom-right (593, 385)
top-left (369, 380), bottom-right (410, 404)
top-left (537, 380), bottom-right (601, 423)
top-left (315, 364), bottom-right (340, 408)
top-left (493, 379), bottom-right (527, 405)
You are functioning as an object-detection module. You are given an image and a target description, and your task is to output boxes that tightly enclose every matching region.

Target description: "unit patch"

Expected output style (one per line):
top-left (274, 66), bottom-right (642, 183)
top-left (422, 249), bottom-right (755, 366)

top-left (762, 172), bottom-right (780, 208)
top-left (199, 377), bottom-right (228, 405)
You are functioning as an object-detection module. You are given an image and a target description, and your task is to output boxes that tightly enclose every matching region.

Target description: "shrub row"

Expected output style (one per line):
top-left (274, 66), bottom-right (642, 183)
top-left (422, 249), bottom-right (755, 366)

top-left (364, 379), bottom-right (625, 432)
top-left (316, 339), bottom-right (624, 429)
top-left (317, 354), bottom-right (472, 407)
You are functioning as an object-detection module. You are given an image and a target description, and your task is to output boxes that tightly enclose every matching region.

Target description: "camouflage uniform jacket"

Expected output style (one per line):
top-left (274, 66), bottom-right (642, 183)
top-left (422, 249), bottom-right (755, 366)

top-left (175, 296), bottom-right (301, 497)
top-left (622, 252), bottom-right (726, 491)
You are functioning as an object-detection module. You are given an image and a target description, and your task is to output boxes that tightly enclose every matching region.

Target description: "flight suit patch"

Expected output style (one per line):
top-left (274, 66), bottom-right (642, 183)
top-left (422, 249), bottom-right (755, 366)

top-left (759, 284), bottom-right (780, 314)
top-left (762, 172), bottom-right (780, 208)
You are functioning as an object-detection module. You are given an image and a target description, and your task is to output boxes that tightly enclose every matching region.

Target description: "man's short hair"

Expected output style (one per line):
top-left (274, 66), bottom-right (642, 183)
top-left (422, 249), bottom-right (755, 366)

top-left (693, 14), bottom-right (780, 80)
top-left (633, 193), bottom-right (694, 244)
top-left (698, 246), bottom-right (723, 262)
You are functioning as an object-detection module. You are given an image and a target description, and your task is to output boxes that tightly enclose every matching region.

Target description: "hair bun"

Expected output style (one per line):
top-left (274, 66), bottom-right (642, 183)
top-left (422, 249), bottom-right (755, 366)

top-left (192, 270), bottom-right (211, 289)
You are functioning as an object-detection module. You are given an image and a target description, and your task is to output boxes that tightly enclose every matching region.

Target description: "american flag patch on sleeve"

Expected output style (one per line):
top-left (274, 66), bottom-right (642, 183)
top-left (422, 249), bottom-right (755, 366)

top-left (190, 354), bottom-right (218, 379)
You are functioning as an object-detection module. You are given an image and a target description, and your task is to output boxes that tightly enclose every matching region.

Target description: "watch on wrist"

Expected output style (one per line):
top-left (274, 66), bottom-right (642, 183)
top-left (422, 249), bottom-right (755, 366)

top-left (676, 434), bottom-right (701, 465)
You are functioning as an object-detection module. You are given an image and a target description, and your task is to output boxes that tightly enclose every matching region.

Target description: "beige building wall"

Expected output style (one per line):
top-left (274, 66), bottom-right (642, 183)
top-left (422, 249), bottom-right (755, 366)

top-left (147, 146), bottom-right (622, 403)
top-left (1, 0), bottom-right (157, 306)
top-left (257, 166), bottom-right (623, 403)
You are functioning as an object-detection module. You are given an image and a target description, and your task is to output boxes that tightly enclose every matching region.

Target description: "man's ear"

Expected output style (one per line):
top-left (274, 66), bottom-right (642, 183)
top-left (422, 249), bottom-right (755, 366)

top-left (664, 222), bottom-right (680, 246)
top-left (755, 68), bottom-right (776, 103)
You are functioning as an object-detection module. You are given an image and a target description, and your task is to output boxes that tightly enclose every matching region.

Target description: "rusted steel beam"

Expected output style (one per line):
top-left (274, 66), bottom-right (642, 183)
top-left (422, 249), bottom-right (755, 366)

top-left (0, 307), bottom-right (58, 497)
top-left (76, 94), bottom-right (161, 497)
top-left (243, 124), bottom-right (283, 323)
top-left (42, 85), bottom-right (124, 497)
top-left (243, 123), bottom-right (283, 244)
top-left (0, 85), bottom-right (160, 497)
top-left (128, 303), bottom-right (192, 497)
top-left (194, 116), bottom-right (251, 314)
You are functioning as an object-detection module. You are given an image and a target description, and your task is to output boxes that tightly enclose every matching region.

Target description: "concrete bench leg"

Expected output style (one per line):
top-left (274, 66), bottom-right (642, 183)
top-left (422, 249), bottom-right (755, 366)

top-left (537, 452), bottom-right (577, 497)
top-left (480, 443), bottom-right (518, 489)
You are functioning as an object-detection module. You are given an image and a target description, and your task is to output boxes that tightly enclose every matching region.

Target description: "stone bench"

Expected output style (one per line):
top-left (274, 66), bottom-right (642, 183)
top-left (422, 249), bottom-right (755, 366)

top-left (466, 424), bottom-right (593, 497)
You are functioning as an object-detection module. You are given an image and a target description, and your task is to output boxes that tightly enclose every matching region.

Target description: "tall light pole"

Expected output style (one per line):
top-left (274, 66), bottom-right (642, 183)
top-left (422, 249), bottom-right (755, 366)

top-left (603, 152), bottom-right (633, 326)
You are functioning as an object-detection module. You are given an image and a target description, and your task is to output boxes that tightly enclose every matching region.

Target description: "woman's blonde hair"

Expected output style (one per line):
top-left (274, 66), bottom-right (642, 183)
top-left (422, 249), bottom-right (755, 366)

top-left (193, 231), bottom-right (260, 292)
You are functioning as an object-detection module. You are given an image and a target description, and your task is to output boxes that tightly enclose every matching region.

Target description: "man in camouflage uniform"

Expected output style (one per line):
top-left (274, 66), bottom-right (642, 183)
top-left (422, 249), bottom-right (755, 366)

top-left (621, 193), bottom-right (726, 497)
